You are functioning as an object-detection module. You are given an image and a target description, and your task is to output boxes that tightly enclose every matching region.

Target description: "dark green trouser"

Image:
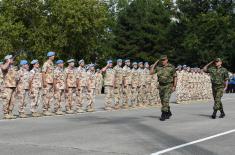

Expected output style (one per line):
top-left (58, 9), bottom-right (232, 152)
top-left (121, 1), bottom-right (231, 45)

top-left (212, 85), bottom-right (224, 111)
top-left (159, 84), bottom-right (172, 112)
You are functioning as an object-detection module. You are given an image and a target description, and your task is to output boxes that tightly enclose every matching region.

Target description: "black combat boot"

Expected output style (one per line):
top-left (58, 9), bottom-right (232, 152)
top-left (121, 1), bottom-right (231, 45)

top-left (211, 110), bottom-right (217, 119)
top-left (219, 109), bottom-right (225, 118)
top-left (160, 111), bottom-right (166, 121)
top-left (166, 108), bottom-right (172, 119)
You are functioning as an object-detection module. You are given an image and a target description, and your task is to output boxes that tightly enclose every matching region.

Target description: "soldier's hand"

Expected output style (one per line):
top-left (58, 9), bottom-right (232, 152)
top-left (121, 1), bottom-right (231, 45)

top-left (43, 83), bottom-right (47, 88)
top-left (172, 86), bottom-right (176, 92)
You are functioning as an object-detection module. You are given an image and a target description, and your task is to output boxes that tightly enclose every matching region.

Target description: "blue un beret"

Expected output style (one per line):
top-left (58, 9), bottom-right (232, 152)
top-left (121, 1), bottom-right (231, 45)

top-left (47, 51), bottom-right (55, 57)
top-left (20, 60), bottom-right (28, 66)
top-left (56, 60), bottom-right (64, 64)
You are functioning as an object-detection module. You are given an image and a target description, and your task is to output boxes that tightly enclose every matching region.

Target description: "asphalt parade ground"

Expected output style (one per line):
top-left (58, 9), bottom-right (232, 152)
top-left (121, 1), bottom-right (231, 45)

top-left (0, 93), bottom-right (234, 155)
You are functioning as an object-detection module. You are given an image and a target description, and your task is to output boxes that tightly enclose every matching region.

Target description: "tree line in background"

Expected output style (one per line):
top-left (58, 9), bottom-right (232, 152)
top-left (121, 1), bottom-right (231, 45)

top-left (0, 0), bottom-right (235, 71)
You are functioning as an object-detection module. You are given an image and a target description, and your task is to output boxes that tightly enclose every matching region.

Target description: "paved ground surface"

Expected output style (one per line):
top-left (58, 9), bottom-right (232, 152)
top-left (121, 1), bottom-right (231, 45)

top-left (0, 93), bottom-right (234, 155)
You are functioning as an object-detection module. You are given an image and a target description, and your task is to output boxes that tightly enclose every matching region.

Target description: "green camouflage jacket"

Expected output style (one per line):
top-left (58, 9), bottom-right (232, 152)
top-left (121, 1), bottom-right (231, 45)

top-left (207, 66), bottom-right (229, 86)
top-left (155, 63), bottom-right (176, 85)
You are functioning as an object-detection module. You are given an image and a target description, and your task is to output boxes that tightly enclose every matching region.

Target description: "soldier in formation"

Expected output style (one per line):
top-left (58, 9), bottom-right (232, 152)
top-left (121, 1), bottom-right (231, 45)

top-left (0, 52), bottom-right (223, 121)
top-left (176, 66), bottom-right (213, 104)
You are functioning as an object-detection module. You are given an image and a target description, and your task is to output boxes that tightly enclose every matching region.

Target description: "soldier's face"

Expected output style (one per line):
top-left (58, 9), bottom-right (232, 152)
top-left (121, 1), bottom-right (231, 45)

top-left (126, 62), bottom-right (130, 66)
top-left (108, 63), bottom-right (113, 68)
top-left (215, 61), bottom-right (222, 67)
top-left (145, 64), bottom-right (149, 68)
top-left (139, 64), bottom-right (143, 68)
top-left (23, 64), bottom-right (29, 70)
top-left (50, 56), bottom-right (55, 60)
top-left (80, 62), bottom-right (85, 67)
top-left (69, 62), bottom-right (75, 67)
top-left (133, 64), bottom-right (137, 68)
top-left (90, 67), bottom-right (95, 71)
top-left (58, 63), bottom-right (64, 68)
top-left (34, 63), bottom-right (40, 68)
top-left (161, 59), bottom-right (168, 65)
top-left (118, 62), bottom-right (122, 66)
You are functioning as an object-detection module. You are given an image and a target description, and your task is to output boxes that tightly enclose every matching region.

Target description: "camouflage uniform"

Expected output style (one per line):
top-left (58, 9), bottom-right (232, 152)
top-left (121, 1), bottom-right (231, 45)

top-left (65, 66), bottom-right (77, 112)
top-left (137, 67), bottom-right (145, 107)
top-left (77, 66), bottom-right (88, 112)
top-left (54, 66), bottom-right (65, 113)
top-left (16, 67), bottom-right (30, 114)
top-left (144, 67), bottom-right (152, 105)
top-left (130, 67), bottom-right (139, 107)
top-left (87, 70), bottom-right (96, 112)
top-left (95, 71), bottom-right (103, 95)
top-left (42, 59), bottom-right (54, 113)
top-left (1, 65), bottom-right (17, 117)
top-left (113, 65), bottom-right (123, 109)
top-left (29, 67), bottom-right (42, 114)
top-left (122, 65), bottom-right (132, 108)
top-left (207, 66), bottom-right (229, 111)
top-left (155, 63), bottom-right (176, 112)
top-left (104, 68), bottom-right (115, 110)
top-left (150, 73), bottom-right (161, 105)
top-left (0, 68), bottom-right (3, 98)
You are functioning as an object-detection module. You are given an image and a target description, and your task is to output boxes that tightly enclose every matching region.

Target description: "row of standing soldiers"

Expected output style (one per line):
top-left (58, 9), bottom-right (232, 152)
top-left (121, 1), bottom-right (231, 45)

top-left (176, 66), bottom-right (213, 103)
top-left (0, 52), bottom-right (161, 119)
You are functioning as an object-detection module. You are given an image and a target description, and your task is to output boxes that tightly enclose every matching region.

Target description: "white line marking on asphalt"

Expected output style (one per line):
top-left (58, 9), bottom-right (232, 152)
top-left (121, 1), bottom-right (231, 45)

top-left (151, 129), bottom-right (235, 155)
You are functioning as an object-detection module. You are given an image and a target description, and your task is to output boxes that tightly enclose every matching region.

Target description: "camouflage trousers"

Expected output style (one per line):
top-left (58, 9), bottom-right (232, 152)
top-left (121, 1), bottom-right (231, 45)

top-left (146, 83), bottom-right (152, 105)
top-left (66, 87), bottom-right (77, 111)
top-left (29, 87), bottom-right (41, 113)
top-left (1, 87), bottom-right (16, 114)
top-left (131, 87), bottom-right (138, 106)
top-left (104, 86), bottom-right (114, 108)
top-left (87, 88), bottom-right (95, 109)
top-left (42, 84), bottom-right (54, 112)
top-left (123, 84), bottom-right (132, 106)
top-left (159, 84), bottom-right (173, 112)
top-left (114, 84), bottom-right (122, 106)
top-left (212, 85), bottom-right (224, 111)
top-left (96, 84), bottom-right (102, 95)
top-left (77, 86), bottom-right (89, 110)
top-left (138, 85), bottom-right (147, 106)
top-left (151, 85), bottom-right (160, 105)
top-left (17, 89), bottom-right (29, 113)
top-left (54, 89), bottom-right (65, 112)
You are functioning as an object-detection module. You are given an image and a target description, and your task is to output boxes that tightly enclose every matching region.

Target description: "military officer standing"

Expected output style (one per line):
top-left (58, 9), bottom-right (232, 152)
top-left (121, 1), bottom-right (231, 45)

top-left (42, 51), bottom-right (55, 116)
top-left (87, 64), bottom-right (96, 112)
top-left (151, 55), bottom-right (177, 121)
top-left (29, 60), bottom-right (42, 117)
top-left (137, 62), bottom-right (145, 107)
top-left (130, 62), bottom-right (139, 108)
top-left (113, 59), bottom-right (123, 110)
top-left (203, 58), bottom-right (229, 119)
top-left (144, 62), bottom-right (152, 106)
top-left (53, 60), bottom-right (65, 115)
top-left (0, 62), bottom-right (3, 96)
top-left (1, 55), bottom-right (17, 119)
top-left (95, 69), bottom-right (103, 95)
top-left (65, 59), bottom-right (77, 114)
top-left (122, 59), bottom-right (132, 109)
top-left (16, 60), bottom-right (30, 118)
top-left (77, 59), bottom-right (88, 113)
top-left (102, 60), bottom-right (116, 111)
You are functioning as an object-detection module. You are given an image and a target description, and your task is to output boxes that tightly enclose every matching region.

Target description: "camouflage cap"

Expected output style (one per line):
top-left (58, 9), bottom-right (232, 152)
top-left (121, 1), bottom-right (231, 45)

top-left (214, 58), bottom-right (222, 62)
top-left (132, 62), bottom-right (137, 65)
top-left (4, 55), bottom-right (13, 60)
top-left (160, 55), bottom-right (168, 60)
top-left (67, 59), bottom-right (75, 63)
top-left (117, 59), bottom-right (122, 62)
